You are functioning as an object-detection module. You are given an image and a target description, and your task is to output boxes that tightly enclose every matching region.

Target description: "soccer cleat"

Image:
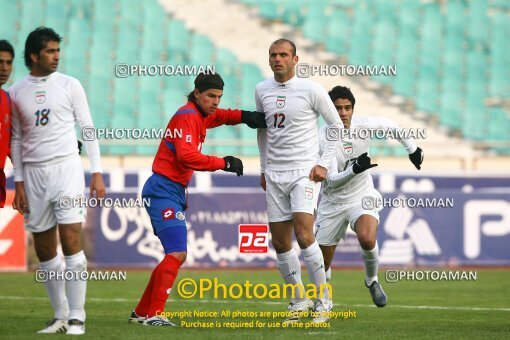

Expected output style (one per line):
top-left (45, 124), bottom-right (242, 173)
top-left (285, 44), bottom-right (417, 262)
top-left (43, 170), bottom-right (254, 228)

top-left (312, 299), bottom-right (333, 323)
top-left (37, 318), bottom-right (68, 333)
top-left (128, 310), bottom-right (146, 324)
top-left (283, 299), bottom-right (314, 324)
top-left (366, 281), bottom-right (387, 307)
top-left (66, 319), bottom-right (85, 335)
top-left (143, 316), bottom-right (177, 326)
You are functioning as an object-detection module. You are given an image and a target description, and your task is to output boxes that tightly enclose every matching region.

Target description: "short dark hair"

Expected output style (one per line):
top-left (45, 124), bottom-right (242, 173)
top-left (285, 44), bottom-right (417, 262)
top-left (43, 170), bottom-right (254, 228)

top-left (187, 72), bottom-right (224, 102)
top-left (0, 40), bottom-right (15, 59)
top-left (328, 86), bottom-right (355, 107)
top-left (24, 27), bottom-right (62, 69)
top-left (270, 38), bottom-right (296, 56)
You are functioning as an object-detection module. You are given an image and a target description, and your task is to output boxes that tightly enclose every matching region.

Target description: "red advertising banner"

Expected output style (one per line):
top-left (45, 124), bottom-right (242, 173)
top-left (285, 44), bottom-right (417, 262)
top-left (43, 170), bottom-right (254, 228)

top-left (0, 190), bottom-right (27, 271)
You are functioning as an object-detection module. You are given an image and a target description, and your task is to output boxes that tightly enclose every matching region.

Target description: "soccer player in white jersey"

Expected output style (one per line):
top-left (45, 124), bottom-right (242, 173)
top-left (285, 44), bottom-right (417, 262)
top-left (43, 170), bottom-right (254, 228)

top-left (256, 39), bottom-right (343, 323)
top-left (316, 86), bottom-right (423, 315)
top-left (10, 27), bottom-right (105, 335)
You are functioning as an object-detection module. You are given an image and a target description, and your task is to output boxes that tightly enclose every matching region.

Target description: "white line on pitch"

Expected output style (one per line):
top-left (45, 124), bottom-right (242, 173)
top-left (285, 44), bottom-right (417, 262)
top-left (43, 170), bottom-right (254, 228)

top-left (1, 295), bottom-right (509, 312)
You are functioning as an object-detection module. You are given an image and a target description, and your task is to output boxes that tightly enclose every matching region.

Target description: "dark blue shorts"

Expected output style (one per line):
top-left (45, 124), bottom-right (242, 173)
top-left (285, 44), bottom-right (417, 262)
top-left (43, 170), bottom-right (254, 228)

top-left (157, 225), bottom-right (187, 253)
top-left (142, 173), bottom-right (187, 238)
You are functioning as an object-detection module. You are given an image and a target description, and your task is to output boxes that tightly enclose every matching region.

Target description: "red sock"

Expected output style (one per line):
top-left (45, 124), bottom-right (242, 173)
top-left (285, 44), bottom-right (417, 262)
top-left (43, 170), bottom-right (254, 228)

top-left (135, 265), bottom-right (158, 317)
top-left (146, 254), bottom-right (182, 317)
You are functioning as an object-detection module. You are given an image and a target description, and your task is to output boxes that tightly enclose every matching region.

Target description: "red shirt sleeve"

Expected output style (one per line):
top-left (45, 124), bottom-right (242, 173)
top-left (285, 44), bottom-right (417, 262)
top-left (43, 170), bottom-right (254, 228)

top-left (204, 108), bottom-right (242, 129)
top-left (171, 115), bottom-right (225, 171)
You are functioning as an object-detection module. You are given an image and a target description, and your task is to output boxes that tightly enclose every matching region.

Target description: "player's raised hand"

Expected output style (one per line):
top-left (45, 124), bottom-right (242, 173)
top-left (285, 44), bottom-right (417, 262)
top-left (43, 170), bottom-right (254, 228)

top-left (309, 164), bottom-right (327, 182)
top-left (352, 152), bottom-right (378, 174)
top-left (409, 147), bottom-right (424, 170)
top-left (241, 111), bottom-right (267, 129)
top-left (13, 181), bottom-right (29, 214)
top-left (223, 156), bottom-right (244, 176)
top-left (90, 172), bottom-right (106, 199)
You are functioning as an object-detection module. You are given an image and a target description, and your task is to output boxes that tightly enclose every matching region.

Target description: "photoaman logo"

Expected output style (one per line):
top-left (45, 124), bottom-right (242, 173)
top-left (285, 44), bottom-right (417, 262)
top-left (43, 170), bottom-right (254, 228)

top-left (238, 224), bottom-right (269, 254)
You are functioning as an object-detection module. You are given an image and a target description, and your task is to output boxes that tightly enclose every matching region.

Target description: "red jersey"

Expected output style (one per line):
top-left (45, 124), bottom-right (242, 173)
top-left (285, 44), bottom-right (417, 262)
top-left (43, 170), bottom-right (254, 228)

top-left (152, 101), bottom-right (242, 186)
top-left (0, 89), bottom-right (11, 208)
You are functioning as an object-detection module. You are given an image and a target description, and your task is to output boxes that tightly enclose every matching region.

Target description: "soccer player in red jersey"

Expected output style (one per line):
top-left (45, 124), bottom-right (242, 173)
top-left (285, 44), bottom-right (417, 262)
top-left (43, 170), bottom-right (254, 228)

top-left (0, 40), bottom-right (14, 210)
top-left (128, 72), bottom-right (266, 326)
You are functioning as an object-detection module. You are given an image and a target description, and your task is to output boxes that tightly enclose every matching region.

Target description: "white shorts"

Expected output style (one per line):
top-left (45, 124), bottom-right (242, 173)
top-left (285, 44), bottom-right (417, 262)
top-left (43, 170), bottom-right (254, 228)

top-left (23, 155), bottom-right (85, 233)
top-left (315, 190), bottom-right (382, 246)
top-left (264, 168), bottom-right (321, 222)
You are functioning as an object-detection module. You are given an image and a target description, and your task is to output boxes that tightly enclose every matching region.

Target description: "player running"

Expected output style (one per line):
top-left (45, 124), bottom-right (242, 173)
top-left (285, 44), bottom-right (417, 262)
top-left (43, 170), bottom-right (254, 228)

top-left (0, 40), bottom-right (14, 212)
top-left (10, 27), bottom-right (105, 335)
top-left (256, 39), bottom-right (343, 323)
top-left (316, 86), bottom-right (423, 317)
top-left (128, 72), bottom-right (266, 326)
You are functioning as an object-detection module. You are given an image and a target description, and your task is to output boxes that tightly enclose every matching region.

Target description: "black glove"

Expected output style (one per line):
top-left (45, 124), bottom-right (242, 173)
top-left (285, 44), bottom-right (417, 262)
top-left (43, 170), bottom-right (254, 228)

top-left (352, 152), bottom-right (378, 174)
top-left (78, 140), bottom-right (83, 155)
top-left (241, 110), bottom-right (267, 129)
top-left (223, 156), bottom-right (243, 176)
top-left (409, 147), bottom-right (424, 170)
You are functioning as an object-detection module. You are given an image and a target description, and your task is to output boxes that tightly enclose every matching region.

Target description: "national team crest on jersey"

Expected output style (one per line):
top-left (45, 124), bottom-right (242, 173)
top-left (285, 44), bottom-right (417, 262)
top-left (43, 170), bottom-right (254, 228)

top-left (276, 96), bottom-right (286, 108)
top-left (305, 186), bottom-right (313, 200)
top-left (35, 91), bottom-right (46, 104)
top-left (343, 141), bottom-right (353, 156)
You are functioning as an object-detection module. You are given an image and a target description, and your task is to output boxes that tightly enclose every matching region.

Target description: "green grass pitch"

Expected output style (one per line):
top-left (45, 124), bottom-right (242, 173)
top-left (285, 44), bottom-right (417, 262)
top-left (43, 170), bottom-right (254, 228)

top-left (0, 269), bottom-right (509, 339)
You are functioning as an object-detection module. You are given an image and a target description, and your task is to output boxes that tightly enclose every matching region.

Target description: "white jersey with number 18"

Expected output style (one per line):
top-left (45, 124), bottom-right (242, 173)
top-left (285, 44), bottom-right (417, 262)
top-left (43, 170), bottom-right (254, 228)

top-left (9, 72), bottom-right (102, 181)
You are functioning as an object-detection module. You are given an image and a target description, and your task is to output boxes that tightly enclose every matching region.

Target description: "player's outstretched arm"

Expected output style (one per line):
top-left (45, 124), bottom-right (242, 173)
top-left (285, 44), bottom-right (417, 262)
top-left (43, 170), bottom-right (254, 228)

top-left (205, 109), bottom-right (266, 129)
top-left (409, 147), bottom-right (424, 170)
top-left (327, 153), bottom-right (377, 188)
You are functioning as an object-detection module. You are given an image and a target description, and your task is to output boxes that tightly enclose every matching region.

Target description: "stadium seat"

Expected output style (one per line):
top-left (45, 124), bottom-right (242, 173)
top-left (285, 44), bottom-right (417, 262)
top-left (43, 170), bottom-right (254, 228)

top-left (45, 0), bottom-right (70, 33)
top-left (371, 20), bottom-right (396, 85)
top-left (325, 9), bottom-right (350, 56)
top-left (349, 2), bottom-right (373, 65)
top-left (258, 0), bottom-right (283, 21)
top-left (1, 1), bottom-right (18, 38)
top-left (240, 63), bottom-right (264, 110)
top-left (210, 125), bottom-right (240, 156)
top-left (168, 20), bottom-right (190, 55)
top-left (240, 126), bottom-right (259, 156)
top-left (302, 4), bottom-right (328, 44)
top-left (190, 33), bottom-right (215, 65)
top-left (215, 48), bottom-right (239, 77)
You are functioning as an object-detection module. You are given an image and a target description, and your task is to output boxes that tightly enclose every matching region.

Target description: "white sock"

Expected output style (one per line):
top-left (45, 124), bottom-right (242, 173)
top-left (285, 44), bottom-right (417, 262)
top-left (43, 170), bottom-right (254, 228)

top-left (39, 256), bottom-right (69, 320)
top-left (326, 267), bottom-right (332, 282)
top-left (276, 248), bottom-right (305, 303)
top-left (302, 242), bottom-right (330, 301)
top-left (361, 242), bottom-right (379, 286)
top-left (65, 251), bottom-right (87, 322)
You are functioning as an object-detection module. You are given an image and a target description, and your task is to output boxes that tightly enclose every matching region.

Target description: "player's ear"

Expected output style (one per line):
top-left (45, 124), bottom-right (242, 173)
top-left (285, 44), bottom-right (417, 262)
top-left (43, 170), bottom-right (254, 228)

top-left (30, 53), bottom-right (39, 65)
top-left (293, 54), bottom-right (299, 65)
top-left (193, 89), bottom-right (201, 101)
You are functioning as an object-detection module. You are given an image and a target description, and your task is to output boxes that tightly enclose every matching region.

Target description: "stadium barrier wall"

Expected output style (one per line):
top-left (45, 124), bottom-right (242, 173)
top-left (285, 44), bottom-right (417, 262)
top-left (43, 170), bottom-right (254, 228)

top-left (86, 172), bottom-right (510, 268)
top-left (4, 172), bottom-right (510, 269)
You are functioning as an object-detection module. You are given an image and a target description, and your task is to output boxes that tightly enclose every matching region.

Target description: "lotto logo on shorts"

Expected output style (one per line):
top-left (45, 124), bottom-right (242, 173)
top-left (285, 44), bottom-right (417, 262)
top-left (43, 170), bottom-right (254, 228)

top-left (238, 224), bottom-right (269, 254)
top-left (162, 208), bottom-right (175, 220)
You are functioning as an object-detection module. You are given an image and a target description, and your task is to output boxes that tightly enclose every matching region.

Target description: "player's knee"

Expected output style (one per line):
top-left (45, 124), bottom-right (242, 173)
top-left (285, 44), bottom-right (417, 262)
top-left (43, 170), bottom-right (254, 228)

top-left (358, 235), bottom-right (376, 250)
top-left (34, 243), bottom-right (57, 262)
top-left (169, 251), bottom-right (187, 264)
top-left (294, 229), bottom-right (314, 249)
top-left (271, 238), bottom-right (292, 253)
